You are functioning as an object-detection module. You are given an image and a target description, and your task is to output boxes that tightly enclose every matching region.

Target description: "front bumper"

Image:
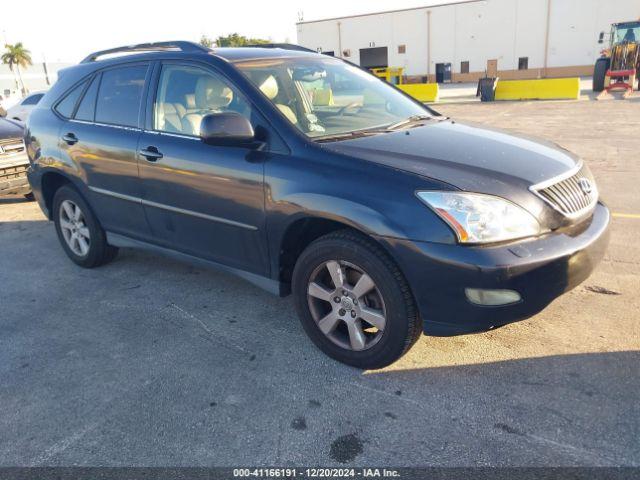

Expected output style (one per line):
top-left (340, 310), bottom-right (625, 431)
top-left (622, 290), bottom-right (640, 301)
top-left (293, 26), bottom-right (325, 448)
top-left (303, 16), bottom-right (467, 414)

top-left (0, 155), bottom-right (30, 196)
top-left (380, 202), bottom-right (610, 336)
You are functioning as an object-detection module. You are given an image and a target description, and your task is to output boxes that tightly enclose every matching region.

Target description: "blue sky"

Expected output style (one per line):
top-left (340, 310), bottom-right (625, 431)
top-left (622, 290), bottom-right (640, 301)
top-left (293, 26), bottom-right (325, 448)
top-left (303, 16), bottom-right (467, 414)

top-left (4, 0), bottom-right (467, 62)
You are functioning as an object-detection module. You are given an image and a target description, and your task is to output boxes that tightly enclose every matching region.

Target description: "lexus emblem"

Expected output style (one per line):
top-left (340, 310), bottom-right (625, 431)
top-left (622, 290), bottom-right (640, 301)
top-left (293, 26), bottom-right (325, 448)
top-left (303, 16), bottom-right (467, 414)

top-left (578, 178), bottom-right (592, 195)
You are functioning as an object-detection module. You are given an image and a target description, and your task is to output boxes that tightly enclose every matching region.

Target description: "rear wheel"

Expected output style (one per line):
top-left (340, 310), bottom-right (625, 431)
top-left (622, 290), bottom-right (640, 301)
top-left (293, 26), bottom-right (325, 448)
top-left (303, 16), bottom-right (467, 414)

top-left (593, 57), bottom-right (610, 92)
top-left (53, 185), bottom-right (118, 268)
top-left (292, 230), bottom-right (422, 369)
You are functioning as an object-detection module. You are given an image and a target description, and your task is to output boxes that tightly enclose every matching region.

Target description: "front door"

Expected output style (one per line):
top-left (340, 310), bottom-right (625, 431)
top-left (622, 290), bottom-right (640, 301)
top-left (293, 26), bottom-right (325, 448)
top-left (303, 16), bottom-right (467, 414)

top-left (137, 62), bottom-right (269, 275)
top-left (487, 59), bottom-right (498, 77)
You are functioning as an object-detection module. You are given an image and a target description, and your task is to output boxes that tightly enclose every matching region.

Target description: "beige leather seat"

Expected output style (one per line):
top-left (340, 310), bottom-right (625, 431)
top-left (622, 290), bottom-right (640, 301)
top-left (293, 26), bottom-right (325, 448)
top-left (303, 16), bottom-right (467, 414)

top-left (257, 75), bottom-right (298, 125)
top-left (181, 76), bottom-right (234, 135)
top-left (173, 102), bottom-right (186, 119)
top-left (156, 103), bottom-right (183, 133)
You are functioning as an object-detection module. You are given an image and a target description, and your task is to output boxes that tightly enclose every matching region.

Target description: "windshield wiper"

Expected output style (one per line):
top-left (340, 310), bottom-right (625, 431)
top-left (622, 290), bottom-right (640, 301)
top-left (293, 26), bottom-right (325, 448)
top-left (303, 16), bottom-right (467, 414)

top-left (385, 114), bottom-right (442, 131)
top-left (313, 115), bottom-right (447, 142)
top-left (314, 128), bottom-right (389, 143)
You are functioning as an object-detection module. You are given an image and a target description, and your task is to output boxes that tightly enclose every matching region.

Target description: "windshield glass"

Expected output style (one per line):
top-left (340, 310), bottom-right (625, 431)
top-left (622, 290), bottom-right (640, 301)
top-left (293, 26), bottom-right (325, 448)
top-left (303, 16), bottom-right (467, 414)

top-left (613, 23), bottom-right (640, 43)
top-left (233, 56), bottom-right (431, 139)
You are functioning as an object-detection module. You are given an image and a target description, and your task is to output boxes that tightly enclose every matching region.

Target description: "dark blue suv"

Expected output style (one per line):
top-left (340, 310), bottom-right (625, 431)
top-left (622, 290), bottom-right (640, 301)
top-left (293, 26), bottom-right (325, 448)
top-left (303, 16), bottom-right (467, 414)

top-left (26, 42), bottom-right (609, 368)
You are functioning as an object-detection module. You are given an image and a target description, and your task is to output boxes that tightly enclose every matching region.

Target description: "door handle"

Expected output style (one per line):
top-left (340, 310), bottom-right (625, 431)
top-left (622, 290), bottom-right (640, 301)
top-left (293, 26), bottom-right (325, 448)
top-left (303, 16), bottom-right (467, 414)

top-left (139, 146), bottom-right (163, 162)
top-left (62, 132), bottom-right (78, 145)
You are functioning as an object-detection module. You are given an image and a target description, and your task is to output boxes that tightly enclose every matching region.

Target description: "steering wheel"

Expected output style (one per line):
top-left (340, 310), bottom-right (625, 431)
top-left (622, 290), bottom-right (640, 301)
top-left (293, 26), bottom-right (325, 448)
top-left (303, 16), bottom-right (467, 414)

top-left (336, 102), bottom-right (362, 116)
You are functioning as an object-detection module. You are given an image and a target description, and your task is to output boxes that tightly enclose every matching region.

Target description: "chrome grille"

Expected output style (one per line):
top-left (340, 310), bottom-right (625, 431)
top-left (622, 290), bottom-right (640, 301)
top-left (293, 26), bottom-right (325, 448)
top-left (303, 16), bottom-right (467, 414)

top-left (531, 163), bottom-right (598, 218)
top-left (0, 138), bottom-right (26, 156)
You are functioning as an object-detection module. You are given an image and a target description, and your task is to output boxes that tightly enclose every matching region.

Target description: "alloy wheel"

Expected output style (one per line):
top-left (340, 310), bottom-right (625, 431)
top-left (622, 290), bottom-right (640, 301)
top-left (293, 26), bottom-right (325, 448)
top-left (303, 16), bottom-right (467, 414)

top-left (307, 260), bottom-right (387, 351)
top-left (59, 200), bottom-right (91, 257)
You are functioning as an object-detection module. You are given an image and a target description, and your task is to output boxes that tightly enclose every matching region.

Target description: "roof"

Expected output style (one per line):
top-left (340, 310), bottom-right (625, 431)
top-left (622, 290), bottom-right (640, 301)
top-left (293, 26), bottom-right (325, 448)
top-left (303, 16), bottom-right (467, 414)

top-left (613, 20), bottom-right (640, 27)
top-left (76, 42), bottom-right (320, 67)
top-left (212, 47), bottom-right (321, 62)
top-left (296, 0), bottom-right (483, 25)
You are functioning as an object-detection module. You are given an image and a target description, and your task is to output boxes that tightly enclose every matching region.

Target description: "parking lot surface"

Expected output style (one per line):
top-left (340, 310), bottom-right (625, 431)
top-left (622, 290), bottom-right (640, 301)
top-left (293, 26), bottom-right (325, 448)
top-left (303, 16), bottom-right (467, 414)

top-left (1, 99), bottom-right (638, 467)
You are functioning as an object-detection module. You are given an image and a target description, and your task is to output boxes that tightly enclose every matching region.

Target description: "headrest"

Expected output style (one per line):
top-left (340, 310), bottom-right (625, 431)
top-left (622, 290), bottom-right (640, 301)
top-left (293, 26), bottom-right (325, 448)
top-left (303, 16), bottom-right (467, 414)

top-left (195, 76), bottom-right (233, 109)
top-left (258, 75), bottom-right (279, 100)
top-left (184, 94), bottom-right (196, 109)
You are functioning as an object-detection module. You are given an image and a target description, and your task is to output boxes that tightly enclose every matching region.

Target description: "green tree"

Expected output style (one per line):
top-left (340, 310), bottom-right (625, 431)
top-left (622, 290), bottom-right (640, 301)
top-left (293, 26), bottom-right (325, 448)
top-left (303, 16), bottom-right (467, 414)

top-left (199, 35), bottom-right (214, 48)
top-left (214, 33), bottom-right (269, 47)
top-left (1, 43), bottom-right (32, 94)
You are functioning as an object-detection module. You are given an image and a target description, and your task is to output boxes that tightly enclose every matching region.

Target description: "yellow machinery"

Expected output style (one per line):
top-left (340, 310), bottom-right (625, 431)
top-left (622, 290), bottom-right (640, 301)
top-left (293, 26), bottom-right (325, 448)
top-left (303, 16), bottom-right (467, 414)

top-left (370, 67), bottom-right (439, 102)
top-left (371, 67), bottom-right (405, 85)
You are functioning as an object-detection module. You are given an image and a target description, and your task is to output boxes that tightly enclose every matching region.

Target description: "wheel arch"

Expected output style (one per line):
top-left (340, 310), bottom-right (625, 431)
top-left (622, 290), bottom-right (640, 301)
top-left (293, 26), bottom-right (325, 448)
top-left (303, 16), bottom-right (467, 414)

top-left (276, 213), bottom-right (398, 289)
top-left (40, 170), bottom-right (79, 220)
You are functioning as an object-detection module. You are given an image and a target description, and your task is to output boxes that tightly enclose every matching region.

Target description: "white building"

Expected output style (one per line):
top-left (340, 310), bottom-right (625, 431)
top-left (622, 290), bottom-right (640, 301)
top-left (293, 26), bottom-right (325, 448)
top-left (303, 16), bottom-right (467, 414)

top-left (296, 0), bottom-right (640, 82)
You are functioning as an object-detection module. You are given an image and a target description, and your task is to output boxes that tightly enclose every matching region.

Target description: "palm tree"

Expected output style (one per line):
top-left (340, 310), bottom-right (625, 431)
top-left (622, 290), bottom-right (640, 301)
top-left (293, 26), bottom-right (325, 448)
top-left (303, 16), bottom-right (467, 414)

top-left (2, 43), bottom-right (32, 94)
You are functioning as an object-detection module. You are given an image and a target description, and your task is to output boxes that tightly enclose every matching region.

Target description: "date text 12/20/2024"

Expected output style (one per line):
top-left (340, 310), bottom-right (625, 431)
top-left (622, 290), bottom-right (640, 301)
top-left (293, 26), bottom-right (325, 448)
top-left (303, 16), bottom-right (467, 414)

top-left (233, 468), bottom-right (401, 477)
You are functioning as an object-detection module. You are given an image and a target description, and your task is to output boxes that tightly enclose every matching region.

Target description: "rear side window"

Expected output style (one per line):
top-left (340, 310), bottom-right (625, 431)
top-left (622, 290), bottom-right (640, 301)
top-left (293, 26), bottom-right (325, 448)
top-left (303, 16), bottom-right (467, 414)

top-left (55, 80), bottom-right (87, 118)
top-left (75, 75), bottom-right (100, 122)
top-left (22, 93), bottom-right (44, 105)
top-left (95, 65), bottom-right (147, 127)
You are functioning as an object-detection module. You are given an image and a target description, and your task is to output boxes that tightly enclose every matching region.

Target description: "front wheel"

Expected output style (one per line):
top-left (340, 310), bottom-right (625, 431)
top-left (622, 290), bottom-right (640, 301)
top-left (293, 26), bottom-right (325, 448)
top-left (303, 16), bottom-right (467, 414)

top-left (593, 57), bottom-right (610, 92)
top-left (53, 185), bottom-right (118, 268)
top-left (292, 230), bottom-right (422, 369)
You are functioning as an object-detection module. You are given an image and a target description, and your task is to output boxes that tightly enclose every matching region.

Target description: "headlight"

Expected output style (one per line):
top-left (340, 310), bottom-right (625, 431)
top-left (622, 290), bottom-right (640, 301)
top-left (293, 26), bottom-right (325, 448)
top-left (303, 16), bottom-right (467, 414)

top-left (417, 191), bottom-right (540, 244)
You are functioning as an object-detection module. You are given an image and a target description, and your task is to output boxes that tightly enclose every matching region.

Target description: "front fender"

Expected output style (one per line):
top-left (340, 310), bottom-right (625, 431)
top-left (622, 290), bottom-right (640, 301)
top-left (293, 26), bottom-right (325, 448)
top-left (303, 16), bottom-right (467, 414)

top-left (265, 151), bottom-right (457, 281)
top-left (277, 193), bottom-right (400, 237)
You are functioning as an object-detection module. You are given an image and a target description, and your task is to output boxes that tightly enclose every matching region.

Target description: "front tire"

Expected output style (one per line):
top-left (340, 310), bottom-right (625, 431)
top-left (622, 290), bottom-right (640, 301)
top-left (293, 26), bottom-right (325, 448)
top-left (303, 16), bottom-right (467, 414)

top-left (593, 57), bottom-right (610, 92)
top-left (292, 230), bottom-right (422, 369)
top-left (53, 185), bottom-right (118, 268)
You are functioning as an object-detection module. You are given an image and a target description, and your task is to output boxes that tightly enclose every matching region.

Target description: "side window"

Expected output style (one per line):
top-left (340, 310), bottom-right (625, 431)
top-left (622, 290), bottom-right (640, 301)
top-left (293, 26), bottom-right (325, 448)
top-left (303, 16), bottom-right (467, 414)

top-left (75, 75), bottom-right (100, 122)
top-left (22, 93), bottom-right (44, 106)
top-left (154, 64), bottom-right (252, 136)
top-left (95, 65), bottom-right (147, 127)
top-left (55, 80), bottom-right (88, 118)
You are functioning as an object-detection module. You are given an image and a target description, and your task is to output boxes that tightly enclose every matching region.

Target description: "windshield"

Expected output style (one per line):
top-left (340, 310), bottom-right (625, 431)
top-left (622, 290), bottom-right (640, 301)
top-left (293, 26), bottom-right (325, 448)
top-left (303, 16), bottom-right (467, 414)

top-left (233, 56), bottom-right (431, 139)
top-left (613, 23), bottom-right (640, 43)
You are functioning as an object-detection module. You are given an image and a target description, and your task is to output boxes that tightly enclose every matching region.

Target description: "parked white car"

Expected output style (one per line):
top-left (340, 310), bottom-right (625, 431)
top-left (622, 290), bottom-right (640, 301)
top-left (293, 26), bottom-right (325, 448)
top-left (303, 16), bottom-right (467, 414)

top-left (5, 91), bottom-right (46, 121)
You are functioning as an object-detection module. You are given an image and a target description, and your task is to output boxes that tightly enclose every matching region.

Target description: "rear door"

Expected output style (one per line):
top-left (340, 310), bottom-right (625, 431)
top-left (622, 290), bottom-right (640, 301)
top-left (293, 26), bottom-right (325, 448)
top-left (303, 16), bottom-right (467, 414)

top-left (58, 63), bottom-right (152, 240)
top-left (137, 61), bottom-right (269, 275)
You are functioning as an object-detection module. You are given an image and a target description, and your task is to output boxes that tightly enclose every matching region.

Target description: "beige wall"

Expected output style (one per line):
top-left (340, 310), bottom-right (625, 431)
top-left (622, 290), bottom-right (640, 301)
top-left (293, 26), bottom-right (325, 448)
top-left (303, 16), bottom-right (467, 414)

top-left (404, 64), bottom-right (594, 84)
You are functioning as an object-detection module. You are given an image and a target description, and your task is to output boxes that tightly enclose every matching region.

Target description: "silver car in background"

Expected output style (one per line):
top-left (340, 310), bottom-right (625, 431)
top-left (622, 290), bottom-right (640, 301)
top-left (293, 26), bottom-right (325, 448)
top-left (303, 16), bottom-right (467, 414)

top-left (0, 117), bottom-right (32, 199)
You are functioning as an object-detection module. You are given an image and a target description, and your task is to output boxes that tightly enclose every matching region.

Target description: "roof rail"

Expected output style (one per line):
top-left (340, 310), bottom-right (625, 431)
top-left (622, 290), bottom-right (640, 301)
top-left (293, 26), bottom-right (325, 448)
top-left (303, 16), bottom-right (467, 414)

top-left (242, 43), bottom-right (317, 53)
top-left (80, 41), bottom-right (210, 63)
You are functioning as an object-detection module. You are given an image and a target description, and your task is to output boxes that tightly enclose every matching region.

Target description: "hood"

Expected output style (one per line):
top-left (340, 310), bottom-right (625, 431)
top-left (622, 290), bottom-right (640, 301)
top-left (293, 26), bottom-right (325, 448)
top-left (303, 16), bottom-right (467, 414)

top-left (322, 119), bottom-right (579, 226)
top-left (0, 117), bottom-right (25, 141)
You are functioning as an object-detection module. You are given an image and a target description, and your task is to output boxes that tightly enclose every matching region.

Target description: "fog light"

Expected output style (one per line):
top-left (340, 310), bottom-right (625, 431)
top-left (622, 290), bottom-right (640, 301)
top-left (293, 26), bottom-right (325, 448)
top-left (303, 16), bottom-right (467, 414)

top-left (465, 288), bottom-right (521, 306)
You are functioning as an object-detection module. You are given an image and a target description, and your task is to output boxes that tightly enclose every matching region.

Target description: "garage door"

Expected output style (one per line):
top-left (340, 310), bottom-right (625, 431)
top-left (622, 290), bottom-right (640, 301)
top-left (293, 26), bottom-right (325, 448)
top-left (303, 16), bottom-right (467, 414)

top-left (359, 47), bottom-right (388, 69)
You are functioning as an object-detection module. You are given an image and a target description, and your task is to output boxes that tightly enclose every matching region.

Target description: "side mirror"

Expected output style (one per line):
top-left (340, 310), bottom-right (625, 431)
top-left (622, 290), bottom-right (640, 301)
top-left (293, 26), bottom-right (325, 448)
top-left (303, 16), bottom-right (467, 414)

top-left (598, 32), bottom-right (605, 44)
top-left (200, 112), bottom-right (257, 147)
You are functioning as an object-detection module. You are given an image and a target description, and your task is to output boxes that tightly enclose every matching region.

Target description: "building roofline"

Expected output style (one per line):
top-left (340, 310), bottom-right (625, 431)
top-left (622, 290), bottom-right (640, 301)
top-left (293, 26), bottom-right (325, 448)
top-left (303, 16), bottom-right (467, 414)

top-left (296, 0), bottom-right (484, 25)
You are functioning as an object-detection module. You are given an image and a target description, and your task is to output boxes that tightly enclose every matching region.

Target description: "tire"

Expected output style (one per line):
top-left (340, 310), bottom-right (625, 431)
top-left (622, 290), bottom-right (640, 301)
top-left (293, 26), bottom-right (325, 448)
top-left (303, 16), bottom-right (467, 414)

top-left (24, 192), bottom-right (35, 201)
top-left (53, 185), bottom-right (118, 268)
top-left (292, 229), bottom-right (422, 369)
top-left (593, 57), bottom-right (610, 92)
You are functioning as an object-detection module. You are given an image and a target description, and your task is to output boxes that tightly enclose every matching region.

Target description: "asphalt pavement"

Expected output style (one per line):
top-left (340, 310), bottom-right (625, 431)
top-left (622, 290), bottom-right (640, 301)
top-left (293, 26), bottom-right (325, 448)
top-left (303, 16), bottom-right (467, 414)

top-left (0, 98), bottom-right (638, 466)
